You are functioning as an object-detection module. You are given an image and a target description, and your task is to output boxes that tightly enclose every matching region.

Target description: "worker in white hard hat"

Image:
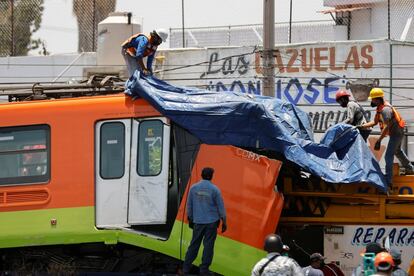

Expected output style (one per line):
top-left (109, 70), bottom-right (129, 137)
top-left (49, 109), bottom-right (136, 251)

top-left (121, 28), bottom-right (168, 77)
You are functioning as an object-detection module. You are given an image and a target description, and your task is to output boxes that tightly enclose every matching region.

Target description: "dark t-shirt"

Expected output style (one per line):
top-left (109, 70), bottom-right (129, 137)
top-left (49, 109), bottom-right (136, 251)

top-left (379, 106), bottom-right (403, 136)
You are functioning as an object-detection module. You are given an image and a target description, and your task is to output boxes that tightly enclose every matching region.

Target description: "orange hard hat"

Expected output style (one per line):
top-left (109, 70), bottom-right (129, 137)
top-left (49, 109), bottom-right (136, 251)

top-left (335, 90), bottom-right (351, 101)
top-left (375, 252), bottom-right (394, 271)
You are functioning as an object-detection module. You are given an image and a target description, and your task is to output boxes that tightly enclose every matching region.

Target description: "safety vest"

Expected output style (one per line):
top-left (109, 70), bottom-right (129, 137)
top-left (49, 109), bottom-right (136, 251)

top-left (374, 101), bottom-right (405, 134)
top-left (122, 33), bottom-right (157, 57)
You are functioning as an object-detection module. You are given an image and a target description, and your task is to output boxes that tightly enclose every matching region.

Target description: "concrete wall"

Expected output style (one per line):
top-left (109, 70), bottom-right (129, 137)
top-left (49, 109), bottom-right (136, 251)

top-left (0, 53), bottom-right (97, 84)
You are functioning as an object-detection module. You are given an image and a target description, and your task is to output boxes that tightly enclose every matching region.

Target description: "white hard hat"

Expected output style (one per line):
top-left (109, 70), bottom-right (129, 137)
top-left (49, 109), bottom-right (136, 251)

top-left (155, 28), bottom-right (168, 42)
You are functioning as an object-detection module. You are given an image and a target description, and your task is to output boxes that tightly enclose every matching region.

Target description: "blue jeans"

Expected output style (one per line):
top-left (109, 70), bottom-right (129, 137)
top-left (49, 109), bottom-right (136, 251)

top-left (122, 48), bottom-right (141, 77)
top-left (183, 221), bottom-right (218, 274)
top-left (385, 133), bottom-right (414, 184)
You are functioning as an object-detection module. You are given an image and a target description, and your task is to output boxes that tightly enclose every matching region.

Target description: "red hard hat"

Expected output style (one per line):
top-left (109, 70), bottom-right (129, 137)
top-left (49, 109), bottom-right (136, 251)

top-left (335, 90), bottom-right (351, 101)
top-left (374, 252), bottom-right (394, 271)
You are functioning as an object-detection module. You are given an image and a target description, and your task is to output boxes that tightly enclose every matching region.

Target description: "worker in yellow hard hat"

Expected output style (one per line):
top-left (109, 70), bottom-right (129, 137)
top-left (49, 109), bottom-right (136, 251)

top-left (359, 88), bottom-right (414, 186)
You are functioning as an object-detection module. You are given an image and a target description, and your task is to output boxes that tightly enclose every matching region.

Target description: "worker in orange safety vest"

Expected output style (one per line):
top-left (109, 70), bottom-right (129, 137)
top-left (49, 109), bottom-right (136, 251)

top-left (359, 88), bottom-right (414, 186)
top-left (121, 29), bottom-right (168, 77)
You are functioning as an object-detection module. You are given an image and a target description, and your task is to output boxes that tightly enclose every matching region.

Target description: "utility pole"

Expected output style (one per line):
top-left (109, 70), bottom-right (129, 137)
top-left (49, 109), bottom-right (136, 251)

top-left (10, 0), bottom-right (14, 56)
top-left (92, 0), bottom-right (96, 51)
top-left (289, 0), bottom-right (293, 43)
top-left (262, 0), bottom-right (275, 97)
top-left (181, 0), bottom-right (185, 47)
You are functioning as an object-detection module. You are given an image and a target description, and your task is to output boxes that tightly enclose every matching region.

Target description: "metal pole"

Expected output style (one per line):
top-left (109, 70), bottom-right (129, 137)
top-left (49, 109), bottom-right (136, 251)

top-left (263, 0), bottom-right (275, 97)
top-left (10, 0), bottom-right (14, 56)
top-left (92, 0), bottom-right (96, 51)
top-left (228, 26), bottom-right (231, 46)
top-left (387, 0), bottom-right (390, 40)
top-left (181, 0), bottom-right (185, 48)
top-left (389, 43), bottom-right (393, 104)
top-left (289, 0), bottom-right (292, 43)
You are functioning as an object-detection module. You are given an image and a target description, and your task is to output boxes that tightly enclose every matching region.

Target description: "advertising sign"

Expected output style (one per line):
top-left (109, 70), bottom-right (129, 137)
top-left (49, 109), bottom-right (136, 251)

top-left (324, 225), bottom-right (414, 274)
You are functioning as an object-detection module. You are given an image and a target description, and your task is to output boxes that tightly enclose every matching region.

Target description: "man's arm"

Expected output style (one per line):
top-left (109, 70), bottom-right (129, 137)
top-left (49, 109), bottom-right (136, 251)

top-left (146, 53), bottom-right (155, 73)
top-left (135, 37), bottom-right (151, 75)
top-left (187, 189), bottom-right (193, 222)
top-left (360, 120), bottom-right (376, 129)
top-left (215, 189), bottom-right (227, 232)
top-left (378, 124), bottom-right (389, 141)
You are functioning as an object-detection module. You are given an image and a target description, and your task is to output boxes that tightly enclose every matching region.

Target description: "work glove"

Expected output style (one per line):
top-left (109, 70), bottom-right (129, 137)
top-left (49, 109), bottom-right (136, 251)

top-left (188, 217), bottom-right (194, 229)
top-left (221, 221), bottom-right (227, 233)
top-left (142, 68), bottom-right (152, 76)
top-left (374, 139), bottom-right (381, 151)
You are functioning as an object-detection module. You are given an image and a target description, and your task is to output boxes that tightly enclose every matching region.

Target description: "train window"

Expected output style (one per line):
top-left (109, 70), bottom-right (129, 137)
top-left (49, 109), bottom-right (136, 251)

top-left (100, 122), bottom-right (125, 179)
top-left (0, 125), bottom-right (50, 185)
top-left (137, 120), bottom-right (163, 176)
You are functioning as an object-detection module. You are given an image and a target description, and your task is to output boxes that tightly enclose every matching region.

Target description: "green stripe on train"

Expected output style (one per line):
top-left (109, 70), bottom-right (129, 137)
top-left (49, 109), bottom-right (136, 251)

top-left (0, 207), bottom-right (265, 275)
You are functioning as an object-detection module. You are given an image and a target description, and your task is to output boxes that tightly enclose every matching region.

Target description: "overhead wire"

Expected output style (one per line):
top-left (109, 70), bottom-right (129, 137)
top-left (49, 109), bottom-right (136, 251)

top-left (2, 46), bottom-right (414, 102)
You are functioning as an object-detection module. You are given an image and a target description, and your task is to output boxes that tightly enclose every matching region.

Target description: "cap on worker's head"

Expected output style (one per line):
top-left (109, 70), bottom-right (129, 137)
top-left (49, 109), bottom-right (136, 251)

top-left (365, 242), bottom-right (384, 255)
top-left (335, 90), bottom-right (351, 101)
top-left (154, 28), bottom-right (168, 42)
top-left (375, 252), bottom-right (394, 272)
top-left (390, 248), bottom-right (402, 260)
top-left (368, 88), bottom-right (385, 100)
top-left (310, 253), bottom-right (326, 262)
top-left (264, 234), bottom-right (283, 253)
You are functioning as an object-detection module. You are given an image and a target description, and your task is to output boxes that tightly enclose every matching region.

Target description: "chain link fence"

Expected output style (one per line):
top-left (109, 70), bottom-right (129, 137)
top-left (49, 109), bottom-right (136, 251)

top-left (0, 0), bottom-right (116, 57)
top-left (0, 0), bottom-right (44, 57)
top-left (0, 0), bottom-right (413, 56)
top-left (73, 0), bottom-right (116, 53)
top-left (170, 20), bottom-right (340, 48)
top-left (323, 0), bottom-right (414, 41)
top-left (170, 0), bottom-right (414, 48)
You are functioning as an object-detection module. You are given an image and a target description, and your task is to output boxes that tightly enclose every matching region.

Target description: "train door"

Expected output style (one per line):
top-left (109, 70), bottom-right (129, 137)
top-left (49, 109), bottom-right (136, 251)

top-left (128, 118), bottom-right (170, 225)
top-left (95, 118), bottom-right (170, 228)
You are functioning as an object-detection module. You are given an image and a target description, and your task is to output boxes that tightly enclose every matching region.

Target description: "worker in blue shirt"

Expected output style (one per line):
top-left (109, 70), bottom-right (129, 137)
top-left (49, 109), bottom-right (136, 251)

top-left (183, 167), bottom-right (227, 276)
top-left (121, 29), bottom-right (168, 77)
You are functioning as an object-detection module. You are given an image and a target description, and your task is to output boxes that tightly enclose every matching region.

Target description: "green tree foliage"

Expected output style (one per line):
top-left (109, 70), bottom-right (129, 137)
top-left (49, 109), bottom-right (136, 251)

top-left (0, 0), bottom-right (44, 57)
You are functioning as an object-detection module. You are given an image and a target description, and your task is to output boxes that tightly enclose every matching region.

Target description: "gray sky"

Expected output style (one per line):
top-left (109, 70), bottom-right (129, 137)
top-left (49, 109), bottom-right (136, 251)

top-left (32, 0), bottom-right (330, 55)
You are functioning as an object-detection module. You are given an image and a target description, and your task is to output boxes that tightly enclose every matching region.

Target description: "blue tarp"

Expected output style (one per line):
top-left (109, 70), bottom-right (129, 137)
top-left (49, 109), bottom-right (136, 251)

top-left (126, 72), bottom-right (387, 191)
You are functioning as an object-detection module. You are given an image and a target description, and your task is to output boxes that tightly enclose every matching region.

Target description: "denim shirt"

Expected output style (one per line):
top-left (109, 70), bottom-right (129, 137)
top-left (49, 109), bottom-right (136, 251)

top-left (187, 180), bottom-right (226, 224)
top-left (130, 35), bottom-right (155, 69)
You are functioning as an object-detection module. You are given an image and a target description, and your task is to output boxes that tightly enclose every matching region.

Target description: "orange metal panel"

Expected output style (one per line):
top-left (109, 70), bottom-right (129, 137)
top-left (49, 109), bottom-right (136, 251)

top-left (177, 145), bottom-right (284, 249)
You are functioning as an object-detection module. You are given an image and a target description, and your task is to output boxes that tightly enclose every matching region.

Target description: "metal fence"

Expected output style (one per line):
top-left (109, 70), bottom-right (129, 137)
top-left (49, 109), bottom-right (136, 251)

top-left (0, 0), bottom-right (116, 57)
top-left (72, 0), bottom-right (116, 53)
top-left (170, 0), bottom-right (414, 48)
top-left (1, 0), bottom-right (413, 56)
top-left (0, 0), bottom-right (44, 57)
top-left (170, 20), bottom-right (342, 48)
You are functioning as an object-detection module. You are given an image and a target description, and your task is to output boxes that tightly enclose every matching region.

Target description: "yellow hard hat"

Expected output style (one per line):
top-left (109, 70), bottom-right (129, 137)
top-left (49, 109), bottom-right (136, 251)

top-left (368, 88), bottom-right (385, 100)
